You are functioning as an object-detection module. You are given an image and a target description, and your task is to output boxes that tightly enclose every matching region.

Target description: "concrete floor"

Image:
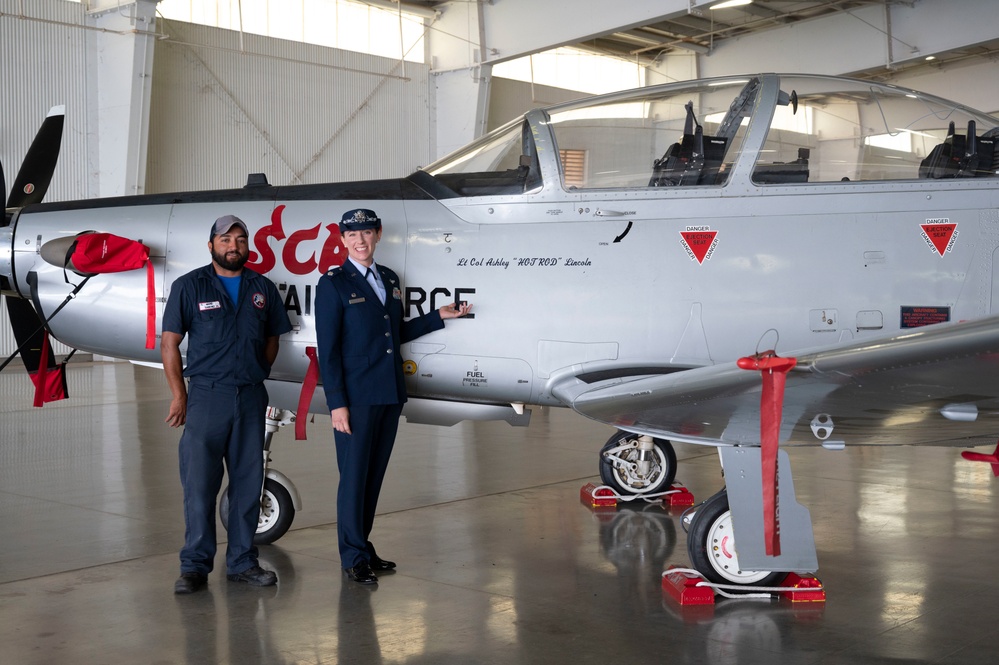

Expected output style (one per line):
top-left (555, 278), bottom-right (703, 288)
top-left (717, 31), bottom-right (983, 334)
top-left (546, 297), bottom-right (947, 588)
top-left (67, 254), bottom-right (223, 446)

top-left (2, 362), bottom-right (999, 664)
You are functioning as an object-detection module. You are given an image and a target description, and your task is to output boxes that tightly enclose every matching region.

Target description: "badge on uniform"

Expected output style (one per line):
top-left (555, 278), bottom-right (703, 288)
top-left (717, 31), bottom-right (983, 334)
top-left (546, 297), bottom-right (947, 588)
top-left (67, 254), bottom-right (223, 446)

top-left (252, 292), bottom-right (266, 309)
top-left (349, 297), bottom-right (366, 304)
top-left (392, 288), bottom-right (402, 300)
top-left (199, 300), bottom-right (222, 311)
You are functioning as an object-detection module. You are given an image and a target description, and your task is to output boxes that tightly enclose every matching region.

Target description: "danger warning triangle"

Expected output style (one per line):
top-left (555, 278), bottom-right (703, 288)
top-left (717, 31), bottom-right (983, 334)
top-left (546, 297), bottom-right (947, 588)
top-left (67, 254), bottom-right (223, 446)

top-left (680, 230), bottom-right (718, 264)
top-left (920, 223), bottom-right (957, 256)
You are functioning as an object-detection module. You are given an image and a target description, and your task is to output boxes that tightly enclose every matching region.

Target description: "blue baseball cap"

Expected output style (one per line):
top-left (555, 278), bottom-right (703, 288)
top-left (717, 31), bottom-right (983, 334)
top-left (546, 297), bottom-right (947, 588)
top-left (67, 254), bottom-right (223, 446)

top-left (339, 208), bottom-right (382, 233)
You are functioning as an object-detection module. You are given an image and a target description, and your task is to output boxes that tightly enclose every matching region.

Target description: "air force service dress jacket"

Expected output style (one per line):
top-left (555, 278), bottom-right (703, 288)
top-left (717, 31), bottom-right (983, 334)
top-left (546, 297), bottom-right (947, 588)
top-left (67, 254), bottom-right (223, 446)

top-left (162, 264), bottom-right (291, 386)
top-left (316, 262), bottom-right (443, 412)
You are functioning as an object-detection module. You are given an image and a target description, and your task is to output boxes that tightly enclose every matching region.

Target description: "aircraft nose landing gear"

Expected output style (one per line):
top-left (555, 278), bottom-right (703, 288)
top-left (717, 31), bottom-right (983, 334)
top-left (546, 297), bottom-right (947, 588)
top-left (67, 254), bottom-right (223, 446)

top-left (220, 407), bottom-right (302, 545)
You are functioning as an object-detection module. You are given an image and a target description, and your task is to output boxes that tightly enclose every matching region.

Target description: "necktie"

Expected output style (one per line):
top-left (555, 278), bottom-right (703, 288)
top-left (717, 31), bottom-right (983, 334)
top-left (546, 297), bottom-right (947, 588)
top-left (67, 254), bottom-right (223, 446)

top-left (366, 268), bottom-right (386, 305)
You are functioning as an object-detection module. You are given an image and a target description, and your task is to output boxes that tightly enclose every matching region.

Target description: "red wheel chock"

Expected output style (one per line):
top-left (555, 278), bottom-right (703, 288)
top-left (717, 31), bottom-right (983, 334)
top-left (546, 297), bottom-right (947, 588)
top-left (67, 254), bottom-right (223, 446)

top-left (579, 482), bottom-right (618, 508)
top-left (579, 483), bottom-right (695, 509)
top-left (662, 566), bottom-right (825, 605)
top-left (662, 567), bottom-right (715, 605)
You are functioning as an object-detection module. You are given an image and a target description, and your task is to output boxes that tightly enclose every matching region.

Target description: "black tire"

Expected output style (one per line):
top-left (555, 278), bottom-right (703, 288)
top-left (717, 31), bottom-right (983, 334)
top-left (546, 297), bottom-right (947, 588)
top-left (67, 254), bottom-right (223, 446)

top-left (598, 430), bottom-right (677, 495)
top-left (220, 477), bottom-right (296, 545)
top-left (686, 489), bottom-right (787, 588)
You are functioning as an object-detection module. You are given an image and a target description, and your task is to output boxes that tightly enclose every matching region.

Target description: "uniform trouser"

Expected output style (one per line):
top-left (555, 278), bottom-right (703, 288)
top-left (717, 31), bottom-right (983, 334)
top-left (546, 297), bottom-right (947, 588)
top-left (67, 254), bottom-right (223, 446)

top-left (334, 402), bottom-right (404, 569)
top-left (178, 380), bottom-right (268, 575)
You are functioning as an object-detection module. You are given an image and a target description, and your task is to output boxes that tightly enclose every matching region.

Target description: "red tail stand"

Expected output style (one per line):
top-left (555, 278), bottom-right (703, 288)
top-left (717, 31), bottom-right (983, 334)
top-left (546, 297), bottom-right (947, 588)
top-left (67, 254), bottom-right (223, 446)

top-left (961, 442), bottom-right (999, 476)
top-left (736, 352), bottom-right (797, 557)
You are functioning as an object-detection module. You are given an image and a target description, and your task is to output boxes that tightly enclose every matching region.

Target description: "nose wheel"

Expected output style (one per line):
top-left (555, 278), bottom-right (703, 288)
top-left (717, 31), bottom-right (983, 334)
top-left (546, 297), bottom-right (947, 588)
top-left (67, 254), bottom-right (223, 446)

top-left (220, 477), bottom-right (296, 545)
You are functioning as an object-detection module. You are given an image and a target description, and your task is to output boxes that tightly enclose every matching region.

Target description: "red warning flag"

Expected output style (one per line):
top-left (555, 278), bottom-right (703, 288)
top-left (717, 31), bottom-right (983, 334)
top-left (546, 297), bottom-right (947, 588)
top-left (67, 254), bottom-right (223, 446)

top-left (737, 352), bottom-right (797, 557)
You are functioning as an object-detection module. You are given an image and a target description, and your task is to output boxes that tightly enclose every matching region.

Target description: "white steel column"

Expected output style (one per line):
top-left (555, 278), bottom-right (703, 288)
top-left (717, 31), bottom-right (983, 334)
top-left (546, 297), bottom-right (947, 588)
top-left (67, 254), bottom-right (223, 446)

top-left (428, 1), bottom-right (491, 160)
top-left (85, 0), bottom-right (159, 197)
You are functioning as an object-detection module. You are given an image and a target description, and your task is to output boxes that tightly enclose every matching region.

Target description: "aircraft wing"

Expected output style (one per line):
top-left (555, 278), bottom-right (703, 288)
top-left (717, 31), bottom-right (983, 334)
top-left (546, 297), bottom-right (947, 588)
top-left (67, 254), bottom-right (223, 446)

top-left (551, 314), bottom-right (999, 449)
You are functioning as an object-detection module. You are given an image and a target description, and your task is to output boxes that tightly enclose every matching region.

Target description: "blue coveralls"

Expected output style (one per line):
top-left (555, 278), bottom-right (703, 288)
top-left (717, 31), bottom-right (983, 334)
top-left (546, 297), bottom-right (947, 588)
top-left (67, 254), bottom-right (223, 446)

top-left (315, 260), bottom-right (443, 569)
top-left (162, 264), bottom-right (292, 575)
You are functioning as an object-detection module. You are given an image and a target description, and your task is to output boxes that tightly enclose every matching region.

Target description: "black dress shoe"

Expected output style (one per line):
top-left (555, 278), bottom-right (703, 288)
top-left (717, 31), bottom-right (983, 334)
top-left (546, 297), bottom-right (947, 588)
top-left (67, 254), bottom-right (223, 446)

top-left (226, 565), bottom-right (278, 587)
top-left (174, 572), bottom-right (208, 594)
top-left (370, 556), bottom-right (396, 571)
top-left (343, 561), bottom-right (378, 585)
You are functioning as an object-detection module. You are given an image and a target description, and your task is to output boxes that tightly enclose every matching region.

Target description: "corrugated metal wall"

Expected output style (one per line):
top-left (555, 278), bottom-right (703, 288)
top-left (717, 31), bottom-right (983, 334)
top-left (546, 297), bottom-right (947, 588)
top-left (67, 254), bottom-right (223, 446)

top-left (2, 4), bottom-right (431, 361)
top-left (146, 18), bottom-right (431, 192)
top-left (1, 0), bottom-right (91, 359)
top-left (0, 0), bottom-right (93, 203)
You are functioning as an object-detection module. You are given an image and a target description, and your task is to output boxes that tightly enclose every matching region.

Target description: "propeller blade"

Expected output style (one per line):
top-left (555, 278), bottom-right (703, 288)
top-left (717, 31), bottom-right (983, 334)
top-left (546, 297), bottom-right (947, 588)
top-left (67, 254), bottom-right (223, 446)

top-left (0, 105), bottom-right (70, 404)
top-left (6, 105), bottom-right (65, 209)
top-left (4, 294), bottom-right (53, 364)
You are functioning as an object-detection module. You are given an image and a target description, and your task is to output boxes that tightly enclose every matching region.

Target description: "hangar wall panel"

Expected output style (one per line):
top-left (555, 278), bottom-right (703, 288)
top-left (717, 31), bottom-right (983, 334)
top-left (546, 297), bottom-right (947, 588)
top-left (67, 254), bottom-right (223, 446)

top-left (1, 0), bottom-right (89, 359)
top-left (487, 78), bottom-right (585, 132)
top-left (0, 0), bottom-right (93, 204)
top-left (146, 20), bottom-right (431, 192)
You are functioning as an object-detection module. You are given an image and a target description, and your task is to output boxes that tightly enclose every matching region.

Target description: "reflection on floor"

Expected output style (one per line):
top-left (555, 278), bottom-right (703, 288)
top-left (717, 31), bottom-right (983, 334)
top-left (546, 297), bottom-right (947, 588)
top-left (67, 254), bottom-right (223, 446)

top-left (2, 362), bottom-right (998, 664)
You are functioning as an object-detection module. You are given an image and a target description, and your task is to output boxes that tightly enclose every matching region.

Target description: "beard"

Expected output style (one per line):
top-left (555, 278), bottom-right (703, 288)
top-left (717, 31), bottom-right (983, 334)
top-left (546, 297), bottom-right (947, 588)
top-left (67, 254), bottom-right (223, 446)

top-left (212, 248), bottom-right (248, 271)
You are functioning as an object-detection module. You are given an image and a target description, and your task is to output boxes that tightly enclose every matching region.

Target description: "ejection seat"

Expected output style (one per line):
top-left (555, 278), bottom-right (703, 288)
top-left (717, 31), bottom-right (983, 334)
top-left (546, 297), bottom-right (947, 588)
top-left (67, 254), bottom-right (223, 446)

top-left (650, 101), bottom-right (727, 187)
top-left (920, 120), bottom-right (998, 179)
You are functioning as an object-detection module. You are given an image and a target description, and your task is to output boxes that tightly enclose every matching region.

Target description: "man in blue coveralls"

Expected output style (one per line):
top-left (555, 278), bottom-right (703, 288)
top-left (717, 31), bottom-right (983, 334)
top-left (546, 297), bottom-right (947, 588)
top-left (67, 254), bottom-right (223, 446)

top-left (316, 208), bottom-right (471, 585)
top-left (162, 214), bottom-right (292, 594)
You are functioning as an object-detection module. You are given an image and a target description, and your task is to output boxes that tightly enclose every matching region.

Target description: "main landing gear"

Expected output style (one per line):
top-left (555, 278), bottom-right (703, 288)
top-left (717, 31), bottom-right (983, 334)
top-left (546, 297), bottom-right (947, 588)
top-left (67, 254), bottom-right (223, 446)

top-left (220, 408), bottom-right (302, 545)
top-left (678, 446), bottom-right (819, 594)
top-left (685, 489), bottom-right (787, 588)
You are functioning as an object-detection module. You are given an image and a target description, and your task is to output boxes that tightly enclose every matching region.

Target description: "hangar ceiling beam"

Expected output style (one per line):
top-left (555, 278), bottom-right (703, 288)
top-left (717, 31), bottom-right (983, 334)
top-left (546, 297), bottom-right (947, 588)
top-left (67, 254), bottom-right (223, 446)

top-left (427, 0), bottom-right (694, 159)
top-left (697, 0), bottom-right (999, 83)
top-left (472, 0), bottom-right (695, 66)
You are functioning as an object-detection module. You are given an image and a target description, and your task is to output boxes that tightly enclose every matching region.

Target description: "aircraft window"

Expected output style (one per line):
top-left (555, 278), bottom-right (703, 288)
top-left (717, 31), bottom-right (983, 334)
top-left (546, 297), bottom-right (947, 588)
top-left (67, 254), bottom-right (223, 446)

top-left (753, 77), bottom-right (999, 184)
top-left (547, 77), bottom-right (756, 190)
top-left (423, 120), bottom-right (541, 196)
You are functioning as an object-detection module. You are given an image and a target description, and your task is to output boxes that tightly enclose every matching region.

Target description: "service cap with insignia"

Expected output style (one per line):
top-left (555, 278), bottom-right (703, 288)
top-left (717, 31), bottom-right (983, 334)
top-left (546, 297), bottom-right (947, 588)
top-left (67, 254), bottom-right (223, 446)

top-left (339, 208), bottom-right (382, 233)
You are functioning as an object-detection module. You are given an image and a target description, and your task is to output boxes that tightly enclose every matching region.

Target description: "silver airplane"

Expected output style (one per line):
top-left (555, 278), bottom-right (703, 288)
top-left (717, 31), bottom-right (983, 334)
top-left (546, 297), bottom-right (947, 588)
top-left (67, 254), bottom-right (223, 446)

top-left (4, 73), bottom-right (999, 590)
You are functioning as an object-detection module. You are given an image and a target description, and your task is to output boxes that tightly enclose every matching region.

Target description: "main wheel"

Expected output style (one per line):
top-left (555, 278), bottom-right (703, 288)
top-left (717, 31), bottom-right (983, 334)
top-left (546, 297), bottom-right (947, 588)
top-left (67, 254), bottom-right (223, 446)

top-left (220, 477), bottom-right (296, 545)
top-left (598, 430), bottom-right (677, 495)
top-left (686, 489), bottom-right (787, 588)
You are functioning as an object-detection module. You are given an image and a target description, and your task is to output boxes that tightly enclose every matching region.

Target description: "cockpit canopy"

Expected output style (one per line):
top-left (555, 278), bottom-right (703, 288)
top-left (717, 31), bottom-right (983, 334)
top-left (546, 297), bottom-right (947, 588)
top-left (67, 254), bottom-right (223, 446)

top-left (423, 74), bottom-right (999, 196)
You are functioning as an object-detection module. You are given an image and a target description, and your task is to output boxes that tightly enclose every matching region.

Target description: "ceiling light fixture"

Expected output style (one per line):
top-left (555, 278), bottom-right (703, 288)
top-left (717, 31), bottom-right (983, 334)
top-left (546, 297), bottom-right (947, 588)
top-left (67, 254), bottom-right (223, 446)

top-left (710, 0), bottom-right (753, 9)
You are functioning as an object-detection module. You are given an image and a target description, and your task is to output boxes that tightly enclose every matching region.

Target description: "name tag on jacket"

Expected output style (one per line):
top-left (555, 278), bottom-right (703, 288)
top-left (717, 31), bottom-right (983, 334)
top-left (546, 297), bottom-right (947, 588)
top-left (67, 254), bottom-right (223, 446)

top-left (198, 301), bottom-right (222, 311)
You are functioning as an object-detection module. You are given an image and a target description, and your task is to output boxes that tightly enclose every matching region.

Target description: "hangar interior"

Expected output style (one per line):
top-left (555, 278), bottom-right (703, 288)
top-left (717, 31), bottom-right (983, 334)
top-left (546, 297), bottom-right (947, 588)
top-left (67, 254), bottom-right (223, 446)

top-left (3, 1), bottom-right (999, 662)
